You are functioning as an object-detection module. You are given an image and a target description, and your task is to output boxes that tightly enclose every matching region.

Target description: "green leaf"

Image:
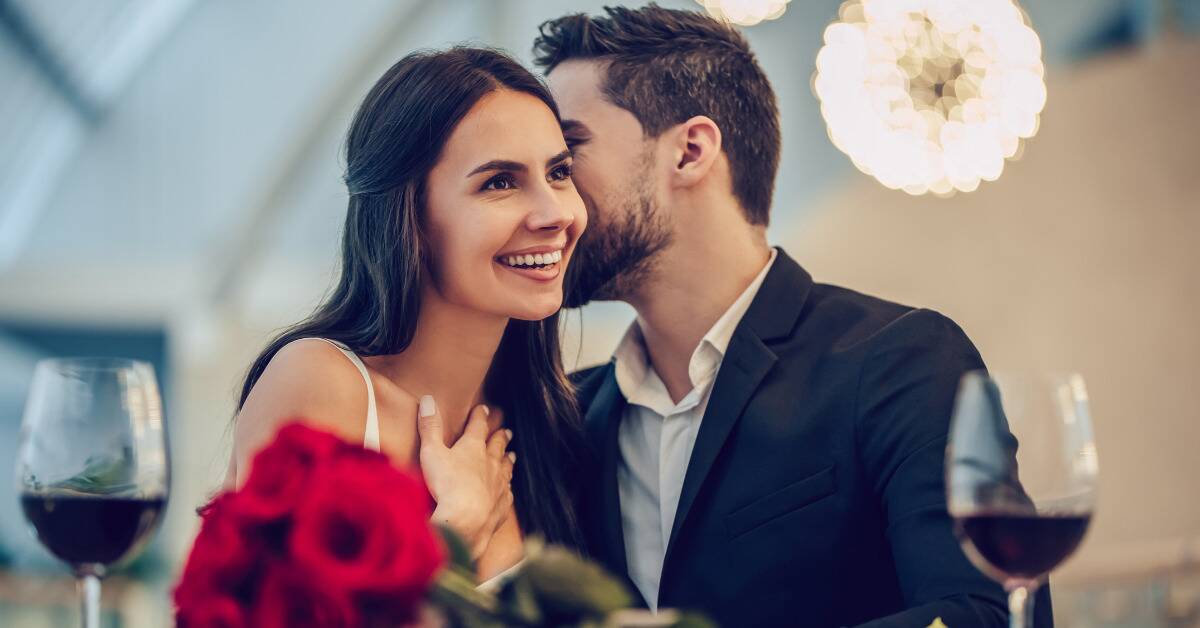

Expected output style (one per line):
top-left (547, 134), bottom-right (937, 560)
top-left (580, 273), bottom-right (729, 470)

top-left (425, 538), bottom-right (715, 628)
top-left (522, 543), bottom-right (634, 618)
top-left (438, 524), bottom-right (476, 573)
top-left (430, 568), bottom-right (499, 615)
top-left (497, 573), bottom-right (543, 625)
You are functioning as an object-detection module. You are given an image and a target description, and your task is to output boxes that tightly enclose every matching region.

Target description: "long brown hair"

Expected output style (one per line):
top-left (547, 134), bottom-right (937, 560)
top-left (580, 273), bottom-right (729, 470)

top-left (238, 47), bottom-right (584, 548)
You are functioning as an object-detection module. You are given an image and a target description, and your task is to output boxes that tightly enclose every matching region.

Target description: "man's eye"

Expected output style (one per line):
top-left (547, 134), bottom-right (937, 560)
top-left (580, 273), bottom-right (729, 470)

top-left (483, 174), bottom-right (517, 191)
top-left (550, 164), bottom-right (573, 181)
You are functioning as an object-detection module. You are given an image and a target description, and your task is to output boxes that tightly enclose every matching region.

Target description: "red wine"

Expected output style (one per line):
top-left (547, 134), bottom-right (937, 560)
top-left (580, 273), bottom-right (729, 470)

top-left (958, 512), bottom-right (1090, 580)
top-left (21, 493), bottom-right (166, 569)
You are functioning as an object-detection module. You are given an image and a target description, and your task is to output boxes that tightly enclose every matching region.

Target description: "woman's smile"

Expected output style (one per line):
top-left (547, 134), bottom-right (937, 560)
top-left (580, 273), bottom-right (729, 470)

top-left (495, 245), bottom-right (567, 283)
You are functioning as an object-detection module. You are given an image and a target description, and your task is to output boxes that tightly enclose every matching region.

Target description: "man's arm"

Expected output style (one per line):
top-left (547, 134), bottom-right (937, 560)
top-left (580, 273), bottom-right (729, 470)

top-left (852, 309), bottom-right (1052, 628)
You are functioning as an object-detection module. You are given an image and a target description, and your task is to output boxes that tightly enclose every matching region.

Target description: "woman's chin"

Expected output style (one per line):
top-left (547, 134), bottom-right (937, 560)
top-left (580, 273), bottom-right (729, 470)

top-left (504, 298), bottom-right (563, 322)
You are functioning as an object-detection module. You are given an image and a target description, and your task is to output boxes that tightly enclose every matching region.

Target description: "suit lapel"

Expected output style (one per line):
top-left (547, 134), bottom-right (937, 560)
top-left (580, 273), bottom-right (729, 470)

top-left (660, 249), bottom-right (814, 581)
top-left (663, 331), bottom-right (776, 563)
top-left (582, 366), bottom-right (632, 580)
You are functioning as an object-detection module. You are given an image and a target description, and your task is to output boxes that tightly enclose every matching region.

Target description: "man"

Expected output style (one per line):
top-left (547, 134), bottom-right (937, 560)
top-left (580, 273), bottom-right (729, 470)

top-left (534, 5), bottom-right (1052, 627)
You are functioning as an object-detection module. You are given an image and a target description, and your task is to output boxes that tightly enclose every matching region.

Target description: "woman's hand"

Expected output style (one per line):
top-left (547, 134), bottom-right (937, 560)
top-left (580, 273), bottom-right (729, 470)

top-left (416, 395), bottom-right (515, 559)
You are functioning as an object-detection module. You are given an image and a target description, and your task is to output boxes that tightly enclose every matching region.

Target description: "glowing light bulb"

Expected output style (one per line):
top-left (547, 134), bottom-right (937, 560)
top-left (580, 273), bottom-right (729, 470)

top-left (814, 0), bottom-right (1046, 195)
top-left (697, 0), bottom-right (792, 27)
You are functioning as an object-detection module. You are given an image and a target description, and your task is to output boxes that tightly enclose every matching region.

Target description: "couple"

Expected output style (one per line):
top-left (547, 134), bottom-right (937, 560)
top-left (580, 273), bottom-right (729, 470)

top-left (227, 6), bottom-right (1050, 627)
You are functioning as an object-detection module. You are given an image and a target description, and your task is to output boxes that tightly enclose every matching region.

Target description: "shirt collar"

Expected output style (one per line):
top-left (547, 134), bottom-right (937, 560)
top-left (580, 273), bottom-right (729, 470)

top-left (613, 248), bottom-right (778, 406)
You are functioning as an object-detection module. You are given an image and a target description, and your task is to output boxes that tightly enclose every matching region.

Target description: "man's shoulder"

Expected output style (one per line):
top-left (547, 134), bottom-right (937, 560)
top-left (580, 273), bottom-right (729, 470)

top-left (808, 281), bottom-right (916, 323)
top-left (801, 280), bottom-right (975, 355)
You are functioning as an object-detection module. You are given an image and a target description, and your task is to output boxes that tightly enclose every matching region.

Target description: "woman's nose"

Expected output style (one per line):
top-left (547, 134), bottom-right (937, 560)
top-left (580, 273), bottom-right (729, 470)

top-left (525, 187), bottom-right (575, 233)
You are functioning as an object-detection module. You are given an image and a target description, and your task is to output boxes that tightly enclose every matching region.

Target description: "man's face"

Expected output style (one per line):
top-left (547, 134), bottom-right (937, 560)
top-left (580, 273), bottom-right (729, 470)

top-left (547, 60), bottom-right (672, 307)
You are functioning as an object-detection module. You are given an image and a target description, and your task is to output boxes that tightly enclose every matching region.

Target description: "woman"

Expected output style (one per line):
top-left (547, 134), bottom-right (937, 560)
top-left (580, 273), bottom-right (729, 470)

top-left (227, 47), bottom-right (587, 583)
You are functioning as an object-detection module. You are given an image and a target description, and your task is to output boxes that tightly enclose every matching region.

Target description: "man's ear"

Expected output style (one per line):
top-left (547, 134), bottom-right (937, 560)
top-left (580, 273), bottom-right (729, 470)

top-left (670, 116), bottom-right (722, 188)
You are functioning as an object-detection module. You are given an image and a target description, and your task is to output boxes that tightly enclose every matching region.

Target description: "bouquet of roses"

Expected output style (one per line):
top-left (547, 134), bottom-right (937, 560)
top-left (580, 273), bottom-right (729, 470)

top-left (174, 422), bottom-right (443, 626)
top-left (174, 421), bottom-right (712, 628)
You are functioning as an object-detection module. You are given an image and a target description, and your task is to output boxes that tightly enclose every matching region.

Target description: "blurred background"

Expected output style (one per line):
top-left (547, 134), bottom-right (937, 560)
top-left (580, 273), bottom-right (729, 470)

top-left (0, 0), bottom-right (1197, 625)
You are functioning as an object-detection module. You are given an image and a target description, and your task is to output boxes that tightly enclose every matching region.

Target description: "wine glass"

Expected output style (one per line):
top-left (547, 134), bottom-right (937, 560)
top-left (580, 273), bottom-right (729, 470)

top-left (947, 371), bottom-right (1098, 628)
top-left (14, 358), bottom-right (170, 628)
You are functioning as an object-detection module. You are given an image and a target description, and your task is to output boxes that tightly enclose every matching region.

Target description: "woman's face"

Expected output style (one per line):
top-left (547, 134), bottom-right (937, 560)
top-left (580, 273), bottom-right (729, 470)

top-left (424, 89), bottom-right (586, 321)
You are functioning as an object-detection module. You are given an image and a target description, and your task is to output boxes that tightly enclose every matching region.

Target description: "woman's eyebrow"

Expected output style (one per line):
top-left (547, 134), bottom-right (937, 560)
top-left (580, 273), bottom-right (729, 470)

top-left (467, 159), bottom-right (526, 178)
top-left (468, 150), bottom-right (571, 178)
top-left (546, 149), bottom-right (571, 167)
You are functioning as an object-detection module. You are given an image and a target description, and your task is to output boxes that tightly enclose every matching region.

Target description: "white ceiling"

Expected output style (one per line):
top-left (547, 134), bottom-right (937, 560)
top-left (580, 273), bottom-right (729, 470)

top-left (0, 0), bottom-right (1133, 326)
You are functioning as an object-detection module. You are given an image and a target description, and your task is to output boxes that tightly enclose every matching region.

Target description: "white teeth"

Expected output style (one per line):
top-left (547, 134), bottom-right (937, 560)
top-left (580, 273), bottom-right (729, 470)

top-left (500, 250), bottom-right (564, 268)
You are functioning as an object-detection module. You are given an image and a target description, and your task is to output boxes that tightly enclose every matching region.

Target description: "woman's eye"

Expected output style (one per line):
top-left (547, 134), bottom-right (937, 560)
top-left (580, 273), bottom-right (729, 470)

top-left (482, 174), bottom-right (517, 191)
top-left (549, 164), bottom-right (573, 182)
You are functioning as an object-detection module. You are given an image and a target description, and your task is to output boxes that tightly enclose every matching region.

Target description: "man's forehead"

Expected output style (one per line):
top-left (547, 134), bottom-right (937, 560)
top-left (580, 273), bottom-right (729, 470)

top-left (547, 60), bottom-right (607, 107)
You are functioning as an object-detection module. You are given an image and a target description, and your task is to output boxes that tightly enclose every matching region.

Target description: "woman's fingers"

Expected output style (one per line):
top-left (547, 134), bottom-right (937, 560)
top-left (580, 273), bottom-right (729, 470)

top-left (486, 426), bottom-right (511, 461)
top-left (502, 453), bottom-right (515, 481)
top-left (415, 395), bottom-right (446, 451)
top-left (461, 404), bottom-right (490, 444)
top-left (484, 406), bottom-right (504, 435)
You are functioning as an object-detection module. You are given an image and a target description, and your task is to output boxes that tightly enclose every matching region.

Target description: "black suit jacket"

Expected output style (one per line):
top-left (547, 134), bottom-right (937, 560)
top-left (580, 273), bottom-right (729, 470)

top-left (573, 249), bottom-right (1053, 627)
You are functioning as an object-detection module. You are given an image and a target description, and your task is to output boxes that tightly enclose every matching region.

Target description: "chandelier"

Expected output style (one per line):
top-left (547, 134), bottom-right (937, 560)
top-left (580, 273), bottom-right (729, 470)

top-left (696, 0), bottom-right (793, 27)
top-left (814, 0), bottom-right (1046, 195)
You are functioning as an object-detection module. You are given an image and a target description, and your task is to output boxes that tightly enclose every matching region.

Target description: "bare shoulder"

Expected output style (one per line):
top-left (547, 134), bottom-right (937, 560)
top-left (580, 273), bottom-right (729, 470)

top-left (232, 338), bottom-right (370, 485)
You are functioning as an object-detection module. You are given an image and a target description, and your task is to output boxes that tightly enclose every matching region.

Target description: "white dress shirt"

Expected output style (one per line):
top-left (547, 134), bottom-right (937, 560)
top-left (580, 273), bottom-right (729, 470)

top-left (613, 249), bottom-right (777, 610)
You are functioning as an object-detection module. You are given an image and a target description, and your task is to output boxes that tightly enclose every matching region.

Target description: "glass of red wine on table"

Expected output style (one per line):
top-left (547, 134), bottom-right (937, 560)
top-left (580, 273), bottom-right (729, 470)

top-left (947, 371), bottom-right (1098, 628)
top-left (15, 358), bottom-right (169, 628)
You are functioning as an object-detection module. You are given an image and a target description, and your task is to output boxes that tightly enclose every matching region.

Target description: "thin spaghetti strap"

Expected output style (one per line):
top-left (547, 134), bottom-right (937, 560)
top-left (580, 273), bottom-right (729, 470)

top-left (302, 338), bottom-right (381, 451)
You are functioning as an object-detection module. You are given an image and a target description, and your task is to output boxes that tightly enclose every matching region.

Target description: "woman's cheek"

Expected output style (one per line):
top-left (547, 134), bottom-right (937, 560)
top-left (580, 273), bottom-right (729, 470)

top-left (574, 200), bottom-right (588, 235)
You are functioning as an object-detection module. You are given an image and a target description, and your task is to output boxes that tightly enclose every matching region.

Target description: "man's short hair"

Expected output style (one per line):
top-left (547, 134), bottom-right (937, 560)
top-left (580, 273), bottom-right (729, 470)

top-left (533, 4), bottom-right (781, 226)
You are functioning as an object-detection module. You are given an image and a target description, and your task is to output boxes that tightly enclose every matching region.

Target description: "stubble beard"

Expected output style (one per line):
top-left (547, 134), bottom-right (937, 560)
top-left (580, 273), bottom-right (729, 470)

top-left (563, 165), bottom-right (672, 308)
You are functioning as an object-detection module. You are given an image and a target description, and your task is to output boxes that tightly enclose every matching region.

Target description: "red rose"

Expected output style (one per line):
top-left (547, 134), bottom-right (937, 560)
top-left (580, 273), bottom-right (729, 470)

top-left (175, 494), bottom-right (262, 609)
top-left (176, 423), bottom-right (445, 627)
top-left (176, 595), bottom-right (247, 628)
top-left (288, 454), bottom-right (444, 616)
top-left (252, 561), bottom-right (360, 628)
top-left (237, 421), bottom-right (345, 523)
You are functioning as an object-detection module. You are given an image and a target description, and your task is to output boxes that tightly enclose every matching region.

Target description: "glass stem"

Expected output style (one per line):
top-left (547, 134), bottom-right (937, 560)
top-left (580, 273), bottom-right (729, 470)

top-left (77, 571), bottom-right (101, 628)
top-left (1008, 585), bottom-right (1036, 628)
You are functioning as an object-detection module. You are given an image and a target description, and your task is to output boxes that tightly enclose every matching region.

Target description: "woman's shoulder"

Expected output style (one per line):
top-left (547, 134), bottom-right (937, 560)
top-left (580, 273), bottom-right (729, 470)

top-left (232, 338), bottom-right (371, 483)
top-left (258, 337), bottom-right (369, 402)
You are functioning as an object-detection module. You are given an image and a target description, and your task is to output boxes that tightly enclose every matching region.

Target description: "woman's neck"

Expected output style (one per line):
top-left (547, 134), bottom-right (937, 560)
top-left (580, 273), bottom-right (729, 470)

top-left (376, 291), bottom-right (508, 444)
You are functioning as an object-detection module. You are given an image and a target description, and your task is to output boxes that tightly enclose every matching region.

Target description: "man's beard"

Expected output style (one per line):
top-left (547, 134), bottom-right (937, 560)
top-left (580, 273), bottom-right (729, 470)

top-left (564, 170), bottom-right (671, 308)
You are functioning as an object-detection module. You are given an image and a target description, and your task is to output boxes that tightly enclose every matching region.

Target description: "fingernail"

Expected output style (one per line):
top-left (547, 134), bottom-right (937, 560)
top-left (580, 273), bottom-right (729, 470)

top-left (481, 405), bottom-right (490, 416)
top-left (419, 395), bottom-right (436, 417)
top-left (508, 452), bottom-right (517, 463)
top-left (504, 429), bottom-right (513, 440)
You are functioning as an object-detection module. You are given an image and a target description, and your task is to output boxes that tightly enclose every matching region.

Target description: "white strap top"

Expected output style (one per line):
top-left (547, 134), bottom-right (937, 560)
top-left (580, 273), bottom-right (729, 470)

top-left (304, 338), bottom-right (381, 452)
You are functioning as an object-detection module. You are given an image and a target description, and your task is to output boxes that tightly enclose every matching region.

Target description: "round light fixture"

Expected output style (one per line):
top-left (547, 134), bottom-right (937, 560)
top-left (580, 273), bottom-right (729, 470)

top-left (696, 0), bottom-right (793, 27)
top-left (814, 0), bottom-right (1046, 195)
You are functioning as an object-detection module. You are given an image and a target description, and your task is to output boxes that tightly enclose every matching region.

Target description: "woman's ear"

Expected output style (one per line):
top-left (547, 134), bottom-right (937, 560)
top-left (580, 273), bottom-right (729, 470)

top-left (670, 115), bottom-right (722, 188)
